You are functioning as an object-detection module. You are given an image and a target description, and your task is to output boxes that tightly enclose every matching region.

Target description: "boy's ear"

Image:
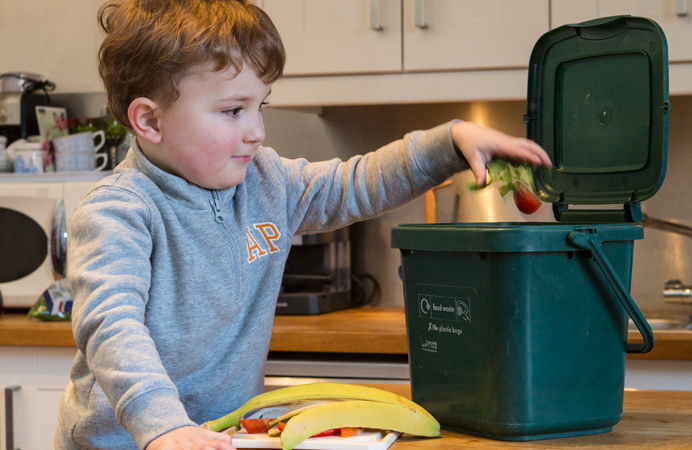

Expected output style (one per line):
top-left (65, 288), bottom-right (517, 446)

top-left (128, 97), bottom-right (162, 144)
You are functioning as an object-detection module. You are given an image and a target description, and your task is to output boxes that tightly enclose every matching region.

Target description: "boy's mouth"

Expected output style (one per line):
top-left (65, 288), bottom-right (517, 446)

top-left (232, 155), bottom-right (253, 163)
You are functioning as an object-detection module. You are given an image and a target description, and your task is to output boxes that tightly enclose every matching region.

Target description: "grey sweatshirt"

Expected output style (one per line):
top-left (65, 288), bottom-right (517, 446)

top-left (55, 122), bottom-right (467, 449)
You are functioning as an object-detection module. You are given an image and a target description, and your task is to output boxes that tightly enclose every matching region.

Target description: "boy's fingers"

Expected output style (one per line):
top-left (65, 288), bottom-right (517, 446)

top-left (204, 430), bottom-right (235, 449)
top-left (469, 158), bottom-right (488, 187)
top-left (511, 138), bottom-right (552, 167)
top-left (493, 142), bottom-right (550, 168)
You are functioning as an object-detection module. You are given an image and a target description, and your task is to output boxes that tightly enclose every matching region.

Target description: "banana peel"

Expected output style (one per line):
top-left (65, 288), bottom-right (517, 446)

top-left (202, 382), bottom-right (436, 432)
top-left (268, 400), bottom-right (340, 428)
top-left (280, 400), bottom-right (440, 450)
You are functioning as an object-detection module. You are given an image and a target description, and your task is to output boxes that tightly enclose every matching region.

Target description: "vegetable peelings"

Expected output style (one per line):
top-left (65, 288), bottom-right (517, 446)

top-left (467, 160), bottom-right (543, 215)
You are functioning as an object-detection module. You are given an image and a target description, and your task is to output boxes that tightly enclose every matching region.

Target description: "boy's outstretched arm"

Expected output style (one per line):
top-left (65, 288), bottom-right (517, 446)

top-left (146, 426), bottom-right (235, 450)
top-left (452, 121), bottom-right (552, 187)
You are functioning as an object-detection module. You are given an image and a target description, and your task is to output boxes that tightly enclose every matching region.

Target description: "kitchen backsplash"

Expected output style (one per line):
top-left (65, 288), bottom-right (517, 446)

top-left (52, 93), bottom-right (692, 314)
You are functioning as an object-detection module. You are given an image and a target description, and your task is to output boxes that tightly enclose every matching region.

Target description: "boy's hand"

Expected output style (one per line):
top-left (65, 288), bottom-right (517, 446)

top-left (146, 426), bottom-right (235, 450)
top-left (452, 121), bottom-right (552, 187)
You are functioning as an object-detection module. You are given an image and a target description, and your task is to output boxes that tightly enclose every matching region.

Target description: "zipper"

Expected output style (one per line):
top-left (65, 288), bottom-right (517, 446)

top-left (209, 190), bottom-right (225, 223)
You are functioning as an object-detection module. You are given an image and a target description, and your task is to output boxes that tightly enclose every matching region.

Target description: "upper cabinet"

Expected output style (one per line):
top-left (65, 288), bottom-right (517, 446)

top-left (262, 0), bottom-right (550, 106)
top-left (0, 0), bottom-right (104, 93)
top-left (551, 0), bottom-right (692, 62)
top-left (261, 0), bottom-right (548, 76)
top-left (402, 0), bottom-right (548, 71)
top-left (261, 0), bottom-right (402, 75)
top-left (2, 1), bottom-right (692, 106)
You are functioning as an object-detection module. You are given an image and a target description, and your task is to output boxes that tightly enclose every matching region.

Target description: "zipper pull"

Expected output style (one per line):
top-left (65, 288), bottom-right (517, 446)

top-left (209, 191), bottom-right (225, 223)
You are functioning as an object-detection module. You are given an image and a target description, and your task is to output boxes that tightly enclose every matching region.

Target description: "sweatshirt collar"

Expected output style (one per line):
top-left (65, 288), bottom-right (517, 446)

top-left (118, 138), bottom-right (236, 209)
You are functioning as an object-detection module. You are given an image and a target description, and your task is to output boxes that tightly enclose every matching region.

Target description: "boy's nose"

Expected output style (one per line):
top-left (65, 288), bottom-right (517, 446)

top-left (244, 113), bottom-right (265, 144)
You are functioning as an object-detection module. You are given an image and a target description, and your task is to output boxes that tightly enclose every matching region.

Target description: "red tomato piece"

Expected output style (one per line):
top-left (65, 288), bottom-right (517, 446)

top-left (278, 421), bottom-right (287, 432)
top-left (240, 418), bottom-right (275, 434)
top-left (311, 428), bottom-right (340, 438)
top-left (513, 182), bottom-right (542, 215)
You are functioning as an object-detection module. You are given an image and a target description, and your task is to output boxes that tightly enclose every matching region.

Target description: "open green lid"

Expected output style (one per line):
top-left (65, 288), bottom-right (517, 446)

top-left (525, 16), bottom-right (669, 223)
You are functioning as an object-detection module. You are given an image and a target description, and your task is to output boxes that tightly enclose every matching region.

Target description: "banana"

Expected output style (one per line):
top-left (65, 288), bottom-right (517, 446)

top-left (268, 400), bottom-right (340, 428)
top-left (202, 382), bottom-right (436, 432)
top-left (280, 400), bottom-right (440, 450)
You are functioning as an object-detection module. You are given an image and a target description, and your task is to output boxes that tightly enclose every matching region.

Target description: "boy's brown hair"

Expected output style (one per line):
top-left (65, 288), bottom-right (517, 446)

top-left (97, 0), bottom-right (285, 130)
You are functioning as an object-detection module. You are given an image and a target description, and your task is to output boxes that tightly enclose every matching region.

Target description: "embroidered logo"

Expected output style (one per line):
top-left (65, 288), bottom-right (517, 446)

top-left (247, 222), bottom-right (281, 262)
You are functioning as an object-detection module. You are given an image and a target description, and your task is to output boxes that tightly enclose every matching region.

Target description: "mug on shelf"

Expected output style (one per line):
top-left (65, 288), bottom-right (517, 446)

top-left (52, 130), bottom-right (105, 154)
top-left (55, 152), bottom-right (108, 172)
top-left (13, 143), bottom-right (44, 173)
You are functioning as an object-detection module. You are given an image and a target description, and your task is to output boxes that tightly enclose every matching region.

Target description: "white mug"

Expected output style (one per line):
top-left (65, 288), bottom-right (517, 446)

top-left (55, 151), bottom-right (108, 172)
top-left (14, 144), bottom-right (44, 173)
top-left (53, 130), bottom-right (106, 154)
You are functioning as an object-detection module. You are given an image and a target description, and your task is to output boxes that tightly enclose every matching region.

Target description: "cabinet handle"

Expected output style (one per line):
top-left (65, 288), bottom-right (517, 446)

top-left (5, 386), bottom-right (21, 450)
top-left (369, 0), bottom-right (384, 31)
top-left (677, 0), bottom-right (688, 16)
top-left (415, 0), bottom-right (428, 29)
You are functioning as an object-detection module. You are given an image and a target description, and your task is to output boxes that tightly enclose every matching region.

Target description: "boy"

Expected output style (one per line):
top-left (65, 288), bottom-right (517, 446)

top-left (56, 1), bottom-right (551, 449)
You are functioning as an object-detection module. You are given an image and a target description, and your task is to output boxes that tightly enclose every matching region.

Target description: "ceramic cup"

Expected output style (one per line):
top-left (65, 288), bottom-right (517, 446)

top-left (52, 130), bottom-right (105, 154)
top-left (55, 151), bottom-right (108, 172)
top-left (14, 144), bottom-right (45, 173)
top-left (0, 136), bottom-right (11, 172)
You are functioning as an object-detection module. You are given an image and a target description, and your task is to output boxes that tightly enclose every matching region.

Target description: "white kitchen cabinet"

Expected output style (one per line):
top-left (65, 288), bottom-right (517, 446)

top-left (261, 0), bottom-right (549, 76)
top-left (261, 0), bottom-right (402, 75)
top-left (4, 1), bottom-right (692, 106)
top-left (0, 347), bottom-right (75, 450)
top-left (551, 0), bottom-right (692, 62)
top-left (402, 0), bottom-right (549, 71)
top-left (263, 0), bottom-right (549, 105)
top-left (0, 0), bottom-right (104, 93)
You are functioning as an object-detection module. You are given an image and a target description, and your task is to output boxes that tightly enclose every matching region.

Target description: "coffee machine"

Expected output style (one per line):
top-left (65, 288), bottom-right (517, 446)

top-left (0, 73), bottom-right (55, 144)
top-left (277, 227), bottom-right (353, 315)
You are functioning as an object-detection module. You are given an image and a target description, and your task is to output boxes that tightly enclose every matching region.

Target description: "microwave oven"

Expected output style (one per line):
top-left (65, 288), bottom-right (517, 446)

top-left (0, 174), bottom-right (107, 308)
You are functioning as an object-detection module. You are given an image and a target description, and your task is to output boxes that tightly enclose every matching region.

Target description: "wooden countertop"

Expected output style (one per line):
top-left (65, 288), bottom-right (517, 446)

top-left (378, 384), bottom-right (692, 449)
top-left (1, 307), bottom-right (691, 360)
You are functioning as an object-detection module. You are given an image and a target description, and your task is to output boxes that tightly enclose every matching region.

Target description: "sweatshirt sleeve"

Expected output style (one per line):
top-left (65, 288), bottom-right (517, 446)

top-left (67, 184), bottom-right (195, 449)
top-left (279, 121), bottom-right (468, 234)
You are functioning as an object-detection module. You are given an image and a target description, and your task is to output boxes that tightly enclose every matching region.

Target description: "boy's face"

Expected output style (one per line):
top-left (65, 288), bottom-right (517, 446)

top-left (148, 63), bottom-right (271, 189)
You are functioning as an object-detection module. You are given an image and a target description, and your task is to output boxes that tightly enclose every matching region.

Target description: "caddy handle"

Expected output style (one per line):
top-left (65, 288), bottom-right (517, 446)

top-left (568, 231), bottom-right (654, 353)
top-left (5, 385), bottom-right (21, 450)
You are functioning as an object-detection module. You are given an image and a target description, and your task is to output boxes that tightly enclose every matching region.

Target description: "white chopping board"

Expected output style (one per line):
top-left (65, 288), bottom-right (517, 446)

top-left (231, 407), bottom-right (401, 450)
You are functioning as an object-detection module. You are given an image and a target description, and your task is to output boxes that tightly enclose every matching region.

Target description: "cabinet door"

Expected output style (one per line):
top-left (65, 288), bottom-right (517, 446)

top-left (0, 0), bottom-right (105, 93)
top-left (0, 348), bottom-right (36, 450)
top-left (551, 0), bottom-right (692, 63)
top-left (402, 0), bottom-right (550, 71)
top-left (261, 0), bottom-right (402, 75)
top-left (35, 348), bottom-right (75, 450)
top-left (0, 347), bottom-right (75, 450)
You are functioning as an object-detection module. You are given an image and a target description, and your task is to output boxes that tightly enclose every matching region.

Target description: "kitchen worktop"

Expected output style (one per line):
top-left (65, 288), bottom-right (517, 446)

top-left (376, 384), bottom-right (692, 449)
top-left (1, 307), bottom-right (691, 360)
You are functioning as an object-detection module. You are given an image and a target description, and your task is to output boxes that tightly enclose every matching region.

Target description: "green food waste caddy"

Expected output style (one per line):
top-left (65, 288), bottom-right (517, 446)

top-left (392, 16), bottom-right (669, 441)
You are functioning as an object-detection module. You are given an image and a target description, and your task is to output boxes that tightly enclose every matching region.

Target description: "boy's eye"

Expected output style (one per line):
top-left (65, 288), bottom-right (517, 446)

top-left (223, 107), bottom-right (242, 117)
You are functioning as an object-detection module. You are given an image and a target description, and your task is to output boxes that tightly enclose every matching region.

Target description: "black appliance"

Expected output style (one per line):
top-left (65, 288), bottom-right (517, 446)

top-left (0, 73), bottom-right (55, 144)
top-left (277, 228), bottom-right (353, 315)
